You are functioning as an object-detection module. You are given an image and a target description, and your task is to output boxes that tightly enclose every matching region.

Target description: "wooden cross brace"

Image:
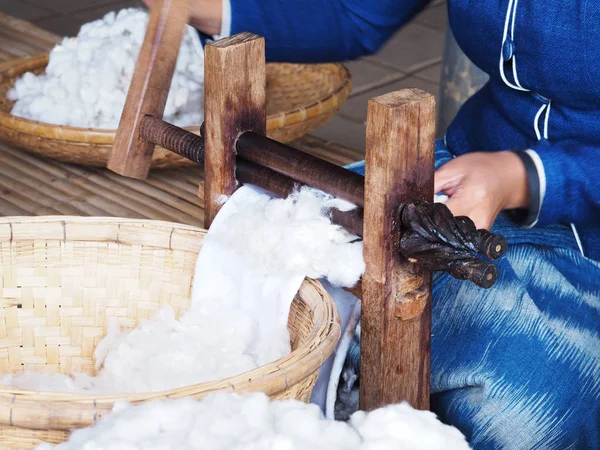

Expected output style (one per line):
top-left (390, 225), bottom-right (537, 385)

top-left (107, 0), bottom-right (507, 412)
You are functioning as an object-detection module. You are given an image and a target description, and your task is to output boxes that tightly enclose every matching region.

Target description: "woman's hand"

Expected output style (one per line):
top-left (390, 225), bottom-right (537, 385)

top-left (434, 151), bottom-right (529, 230)
top-left (139, 0), bottom-right (223, 36)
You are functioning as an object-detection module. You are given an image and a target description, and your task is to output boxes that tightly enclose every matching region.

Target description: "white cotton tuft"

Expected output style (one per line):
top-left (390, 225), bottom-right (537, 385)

top-left (7, 8), bottom-right (204, 129)
top-left (201, 186), bottom-right (365, 288)
top-left (350, 402), bottom-right (471, 450)
top-left (0, 304), bottom-right (258, 394)
top-left (34, 392), bottom-right (470, 449)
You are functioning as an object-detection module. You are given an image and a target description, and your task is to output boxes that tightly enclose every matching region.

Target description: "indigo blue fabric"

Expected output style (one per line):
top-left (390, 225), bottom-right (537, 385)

top-left (228, 0), bottom-right (600, 261)
top-left (221, 1), bottom-right (600, 446)
top-left (344, 140), bottom-right (600, 449)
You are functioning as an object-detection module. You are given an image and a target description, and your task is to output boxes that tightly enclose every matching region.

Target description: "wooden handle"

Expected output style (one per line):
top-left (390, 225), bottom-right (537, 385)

top-left (397, 200), bottom-right (507, 288)
top-left (477, 229), bottom-right (508, 260)
top-left (359, 88), bottom-right (436, 412)
top-left (107, 0), bottom-right (192, 179)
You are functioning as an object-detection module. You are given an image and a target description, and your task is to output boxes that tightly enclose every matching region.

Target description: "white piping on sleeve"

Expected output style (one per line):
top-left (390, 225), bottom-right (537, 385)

top-left (533, 104), bottom-right (545, 141)
top-left (523, 149), bottom-right (546, 228)
top-left (543, 100), bottom-right (552, 140)
top-left (533, 100), bottom-right (552, 141)
top-left (216, 0), bottom-right (232, 38)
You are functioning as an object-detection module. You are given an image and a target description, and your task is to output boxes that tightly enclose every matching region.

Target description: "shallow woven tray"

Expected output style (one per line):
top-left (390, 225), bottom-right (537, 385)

top-left (0, 52), bottom-right (351, 169)
top-left (0, 216), bottom-right (341, 449)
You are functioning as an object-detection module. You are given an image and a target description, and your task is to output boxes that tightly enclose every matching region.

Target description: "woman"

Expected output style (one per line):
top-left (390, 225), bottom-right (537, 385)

top-left (147, 1), bottom-right (600, 448)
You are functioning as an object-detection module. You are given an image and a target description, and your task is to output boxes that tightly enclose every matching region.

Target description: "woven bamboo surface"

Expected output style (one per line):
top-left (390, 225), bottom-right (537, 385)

top-left (0, 13), bottom-right (364, 226)
top-left (0, 216), bottom-right (341, 448)
top-left (0, 13), bottom-right (352, 169)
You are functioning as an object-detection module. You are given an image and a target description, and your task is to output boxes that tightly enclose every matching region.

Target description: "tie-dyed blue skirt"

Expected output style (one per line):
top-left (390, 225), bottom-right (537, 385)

top-left (343, 139), bottom-right (600, 449)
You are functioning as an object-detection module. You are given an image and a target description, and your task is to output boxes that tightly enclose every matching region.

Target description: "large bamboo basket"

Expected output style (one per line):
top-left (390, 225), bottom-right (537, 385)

top-left (0, 53), bottom-right (352, 169)
top-left (0, 216), bottom-right (341, 449)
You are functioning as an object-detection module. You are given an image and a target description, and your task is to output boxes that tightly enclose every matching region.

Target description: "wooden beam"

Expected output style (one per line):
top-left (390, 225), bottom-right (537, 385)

top-left (203, 33), bottom-right (266, 227)
top-left (236, 132), bottom-right (365, 207)
top-left (359, 88), bottom-right (436, 412)
top-left (107, 0), bottom-right (191, 179)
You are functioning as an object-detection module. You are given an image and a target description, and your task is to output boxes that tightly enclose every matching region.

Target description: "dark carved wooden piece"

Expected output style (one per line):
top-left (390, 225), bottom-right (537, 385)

top-left (398, 200), bottom-right (508, 289)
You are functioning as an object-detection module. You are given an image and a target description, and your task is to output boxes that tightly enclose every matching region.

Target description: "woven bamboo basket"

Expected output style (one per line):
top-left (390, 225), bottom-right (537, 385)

top-left (0, 216), bottom-right (341, 449)
top-left (0, 53), bottom-right (351, 169)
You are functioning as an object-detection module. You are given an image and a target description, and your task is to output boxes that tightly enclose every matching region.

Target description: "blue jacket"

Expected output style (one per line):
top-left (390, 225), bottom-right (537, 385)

top-left (213, 0), bottom-right (600, 260)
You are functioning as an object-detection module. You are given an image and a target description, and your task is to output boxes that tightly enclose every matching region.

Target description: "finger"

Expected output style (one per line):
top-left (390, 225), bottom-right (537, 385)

top-left (441, 194), bottom-right (470, 218)
top-left (434, 162), bottom-right (464, 195)
top-left (466, 210), bottom-right (494, 231)
top-left (443, 196), bottom-right (494, 230)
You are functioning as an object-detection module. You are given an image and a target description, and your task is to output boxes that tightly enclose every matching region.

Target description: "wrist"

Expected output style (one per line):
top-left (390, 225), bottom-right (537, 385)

top-left (495, 150), bottom-right (530, 210)
top-left (189, 0), bottom-right (223, 36)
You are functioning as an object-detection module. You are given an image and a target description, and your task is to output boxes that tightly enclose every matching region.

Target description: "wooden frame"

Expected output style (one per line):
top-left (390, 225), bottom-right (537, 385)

top-left (108, 1), bottom-right (507, 411)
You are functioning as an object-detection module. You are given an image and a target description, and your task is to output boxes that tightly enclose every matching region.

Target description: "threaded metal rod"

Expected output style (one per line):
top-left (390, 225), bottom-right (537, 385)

top-left (139, 115), bottom-right (205, 163)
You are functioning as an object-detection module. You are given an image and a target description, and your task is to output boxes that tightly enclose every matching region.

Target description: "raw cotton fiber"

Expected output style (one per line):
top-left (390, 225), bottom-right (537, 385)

top-left (7, 7), bottom-right (204, 129)
top-left (193, 185), bottom-right (365, 290)
top-left (35, 392), bottom-right (470, 450)
top-left (0, 185), bottom-right (365, 394)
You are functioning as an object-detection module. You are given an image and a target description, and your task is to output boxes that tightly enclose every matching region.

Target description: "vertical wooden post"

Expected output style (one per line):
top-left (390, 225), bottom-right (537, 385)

top-left (360, 88), bottom-right (436, 412)
top-left (203, 33), bottom-right (266, 227)
top-left (107, 0), bottom-right (191, 179)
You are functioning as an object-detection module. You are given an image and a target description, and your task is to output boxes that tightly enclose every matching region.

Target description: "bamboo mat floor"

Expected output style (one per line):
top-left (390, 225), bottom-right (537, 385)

top-left (0, 13), bottom-right (364, 227)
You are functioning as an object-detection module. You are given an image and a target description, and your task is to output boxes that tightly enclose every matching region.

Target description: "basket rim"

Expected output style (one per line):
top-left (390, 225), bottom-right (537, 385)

top-left (0, 52), bottom-right (352, 144)
top-left (0, 215), bottom-right (204, 236)
top-left (0, 216), bottom-right (340, 421)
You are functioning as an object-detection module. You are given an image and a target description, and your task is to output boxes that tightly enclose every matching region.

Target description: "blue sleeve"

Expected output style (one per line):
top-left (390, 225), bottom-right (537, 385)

top-left (529, 141), bottom-right (600, 228)
top-left (228, 0), bottom-right (431, 62)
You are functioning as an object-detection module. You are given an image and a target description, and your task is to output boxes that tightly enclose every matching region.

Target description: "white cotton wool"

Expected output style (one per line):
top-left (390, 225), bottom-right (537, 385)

top-left (34, 392), bottom-right (470, 450)
top-left (204, 185), bottom-right (365, 286)
top-left (0, 306), bottom-right (258, 394)
top-left (350, 403), bottom-right (469, 450)
top-left (7, 8), bottom-right (204, 129)
top-left (0, 185), bottom-right (365, 394)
